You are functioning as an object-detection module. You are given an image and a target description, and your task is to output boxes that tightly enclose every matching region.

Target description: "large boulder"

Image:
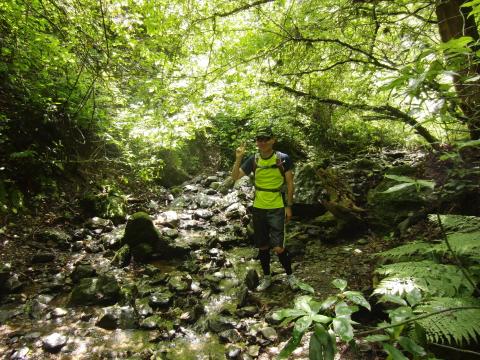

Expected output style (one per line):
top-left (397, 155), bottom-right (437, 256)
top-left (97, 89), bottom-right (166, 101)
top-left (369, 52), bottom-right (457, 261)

top-left (121, 212), bottom-right (165, 261)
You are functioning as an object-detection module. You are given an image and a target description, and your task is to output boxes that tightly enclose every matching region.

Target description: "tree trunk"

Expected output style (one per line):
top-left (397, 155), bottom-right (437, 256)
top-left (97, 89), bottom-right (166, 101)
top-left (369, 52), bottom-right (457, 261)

top-left (436, 0), bottom-right (480, 139)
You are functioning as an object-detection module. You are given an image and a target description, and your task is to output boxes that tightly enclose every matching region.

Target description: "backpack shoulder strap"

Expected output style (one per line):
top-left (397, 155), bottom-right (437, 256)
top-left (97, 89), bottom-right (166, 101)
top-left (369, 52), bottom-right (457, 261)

top-left (276, 151), bottom-right (286, 178)
top-left (253, 153), bottom-right (259, 174)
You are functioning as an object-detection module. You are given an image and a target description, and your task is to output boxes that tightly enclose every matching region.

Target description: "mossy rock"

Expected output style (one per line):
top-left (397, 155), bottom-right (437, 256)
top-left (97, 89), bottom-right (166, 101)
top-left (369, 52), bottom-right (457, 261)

top-left (122, 212), bottom-right (162, 262)
top-left (122, 212), bottom-right (161, 247)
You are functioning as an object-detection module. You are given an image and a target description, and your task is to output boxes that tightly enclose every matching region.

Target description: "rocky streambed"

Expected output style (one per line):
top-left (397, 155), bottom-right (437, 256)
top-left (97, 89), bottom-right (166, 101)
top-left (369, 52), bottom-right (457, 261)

top-left (0, 171), bottom-right (387, 360)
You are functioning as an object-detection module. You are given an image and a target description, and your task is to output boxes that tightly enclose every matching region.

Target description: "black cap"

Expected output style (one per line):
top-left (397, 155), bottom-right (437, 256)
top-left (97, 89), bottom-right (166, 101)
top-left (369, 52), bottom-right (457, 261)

top-left (256, 126), bottom-right (274, 138)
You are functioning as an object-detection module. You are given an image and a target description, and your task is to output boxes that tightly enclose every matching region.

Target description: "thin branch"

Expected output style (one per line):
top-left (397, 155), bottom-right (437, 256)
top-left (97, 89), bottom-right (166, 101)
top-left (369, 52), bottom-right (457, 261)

top-left (281, 59), bottom-right (373, 76)
top-left (199, 0), bottom-right (275, 21)
top-left (431, 343), bottom-right (480, 357)
top-left (356, 306), bottom-right (480, 336)
top-left (288, 35), bottom-right (397, 71)
top-left (261, 80), bottom-right (439, 148)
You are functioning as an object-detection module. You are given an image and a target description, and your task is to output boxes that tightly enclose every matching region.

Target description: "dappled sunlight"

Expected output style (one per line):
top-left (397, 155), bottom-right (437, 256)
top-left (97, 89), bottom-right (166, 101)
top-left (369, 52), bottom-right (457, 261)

top-left (375, 276), bottom-right (421, 297)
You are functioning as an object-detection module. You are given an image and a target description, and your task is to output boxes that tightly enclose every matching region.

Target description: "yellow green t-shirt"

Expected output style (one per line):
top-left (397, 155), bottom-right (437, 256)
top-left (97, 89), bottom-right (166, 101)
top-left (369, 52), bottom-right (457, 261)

top-left (241, 152), bottom-right (292, 209)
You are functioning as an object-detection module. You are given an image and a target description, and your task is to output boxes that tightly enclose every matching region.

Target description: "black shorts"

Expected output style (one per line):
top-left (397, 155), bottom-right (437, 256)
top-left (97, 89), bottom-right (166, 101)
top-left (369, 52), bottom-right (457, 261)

top-left (252, 207), bottom-right (285, 248)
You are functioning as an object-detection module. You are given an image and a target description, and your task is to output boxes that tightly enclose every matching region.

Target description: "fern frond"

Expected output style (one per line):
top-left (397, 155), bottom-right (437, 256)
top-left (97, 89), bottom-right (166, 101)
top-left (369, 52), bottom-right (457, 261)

top-left (434, 231), bottom-right (480, 263)
top-left (373, 260), bottom-right (474, 297)
top-left (429, 214), bottom-right (480, 234)
top-left (415, 297), bottom-right (480, 345)
top-left (379, 241), bottom-right (438, 261)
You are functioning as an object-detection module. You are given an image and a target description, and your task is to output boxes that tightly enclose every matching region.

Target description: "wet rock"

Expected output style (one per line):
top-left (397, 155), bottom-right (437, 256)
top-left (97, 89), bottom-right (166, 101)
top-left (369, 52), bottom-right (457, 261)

top-left (156, 210), bottom-right (179, 228)
top-left (69, 275), bottom-right (120, 306)
top-left (31, 253), bottom-right (55, 263)
top-left (204, 175), bottom-right (220, 187)
top-left (235, 306), bottom-right (257, 318)
top-left (149, 291), bottom-right (173, 308)
top-left (96, 305), bottom-right (138, 330)
top-left (225, 203), bottom-right (247, 219)
top-left (51, 307), bottom-right (68, 318)
top-left (184, 184), bottom-right (199, 192)
top-left (71, 262), bottom-right (97, 283)
top-left (207, 316), bottom-right (236, 333)
top-left (226, 346), bottom-right (242, 359)
top-left (245, 269), bottom-right (259, 291)
top-left (100, 225), bottom-right (125, 250)
top-left (5, 273), bottom-right (23, 293)
top-left (42, 332), bottom-right (67, 353)
top-left (193, 209), bottom-right (214, 220)
top-left (135, 297), bottom-right (153, 317)
top-left (259, 327), bottom-right (277, 341)
top-left (161, 227), bottom-right (179, 238)
top-left (168, 273), bottom-right (192, 292)
top-left (0, 309), bottom-right (22, 322)
top-left (122, 212), bottom-right (164, 262)
top-left (85, 217), bottom-right (114, 230)
top-left (219, 329), bottom-right (243, 344)
top-left (10, 346), bottom-right (30, 359)
top-left (36, 228), bottom-right (72, 250)
top-left (140, 315), bottom-right (172, 330)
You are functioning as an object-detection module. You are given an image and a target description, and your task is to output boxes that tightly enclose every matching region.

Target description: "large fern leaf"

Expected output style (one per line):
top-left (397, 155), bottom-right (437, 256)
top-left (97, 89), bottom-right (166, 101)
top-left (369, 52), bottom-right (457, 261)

top-left (379, 241), bottom-right (438, 261)
top-left (434, 231), bottom-right (480, 263)
top-left (373, 260), bottom-right (474, 297)
top-left (414, 297), bottom-right (480, 345)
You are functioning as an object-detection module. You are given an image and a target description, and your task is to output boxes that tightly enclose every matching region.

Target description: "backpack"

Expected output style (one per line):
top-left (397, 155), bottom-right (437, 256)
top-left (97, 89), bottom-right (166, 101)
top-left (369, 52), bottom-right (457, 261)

top-left (252, 151), bottom-right (286, 192)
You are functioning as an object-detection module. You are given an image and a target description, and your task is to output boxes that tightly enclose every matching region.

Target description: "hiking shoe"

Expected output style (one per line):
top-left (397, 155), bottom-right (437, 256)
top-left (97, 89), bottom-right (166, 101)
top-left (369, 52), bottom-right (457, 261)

top-left (256, 275), bottom-right (272, 291)
top-left (287, 274), bottom-right (299, 290)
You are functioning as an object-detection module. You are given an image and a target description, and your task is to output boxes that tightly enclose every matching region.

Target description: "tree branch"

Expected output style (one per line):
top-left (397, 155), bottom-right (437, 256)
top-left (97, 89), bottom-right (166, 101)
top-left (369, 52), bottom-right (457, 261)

top-left (200, 0), bottom-right (275, 21)
top-left (261, 80), bottom-right (439, 148)
top-left (288, 35), bottom-right (397, 71)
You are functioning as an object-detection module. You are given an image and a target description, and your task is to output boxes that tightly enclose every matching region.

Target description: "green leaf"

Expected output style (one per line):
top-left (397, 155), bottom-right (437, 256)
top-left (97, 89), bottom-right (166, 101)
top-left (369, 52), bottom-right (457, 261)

top-left (294, 315), bottom-right (313, 333)
top-left (309, 324), bottom-right (336, 360)
top-left (378, 294), bottom-right (408, 306)
top-left (384, 174), bottom-right (416, 183)
top-left (383, 343), bottom-right (409, 360)
top-left (295, 295), bottom-right (314, 314)
top-left (439, 36), bottom-right (474, 54)
top-left (279, 327), bottom-right (304, 359)
top-left (381, 183), bottom-right (414, 194)
top-left (311, 314), bottom-right (332, 323)
top-left (332, 279), bottom-right (347, 291)
top-left (297, 281), bottom-right (315, 294)
top-left (388, 306), bottom-right (413, 324)
top-left (321, 296), bottom-right (338, 310)
top-left (363, 334), bottom-right (391, 342)
top-left (332, 317), bottom-right (354, 342)
top-left (343, 291), bottom-right (371, 310)
top-left (405, 288), bottom-right (422, 306)
top-left (398, 336), bottom-right (427, 356)
top-left (273, 308), bottom-right (307, 321)
top-left (335, 301), bottom-right (356, 317)
top-left (457, 139), bottom-right (480, 149)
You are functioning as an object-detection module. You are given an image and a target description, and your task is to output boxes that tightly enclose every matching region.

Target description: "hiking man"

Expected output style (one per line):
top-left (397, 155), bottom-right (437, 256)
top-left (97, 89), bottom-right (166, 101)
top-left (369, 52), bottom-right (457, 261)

top-left (231, 126), bottom-right (299, 291)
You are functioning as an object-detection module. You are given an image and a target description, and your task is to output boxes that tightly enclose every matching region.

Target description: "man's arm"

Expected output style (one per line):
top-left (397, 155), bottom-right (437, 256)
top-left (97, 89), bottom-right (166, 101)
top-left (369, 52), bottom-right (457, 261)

top-left (285, 170), bottom-right (294, 207)
top-left (284, 170), bottom-right (294, 222)
top-left (231, 144), bottom-right (246, 181)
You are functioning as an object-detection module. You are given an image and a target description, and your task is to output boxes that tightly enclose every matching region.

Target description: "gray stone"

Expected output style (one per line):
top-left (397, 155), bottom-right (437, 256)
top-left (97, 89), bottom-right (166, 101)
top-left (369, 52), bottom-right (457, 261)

top-left (95, 305), bottom-right (138, 330)
top-left (42, 333), bottom-right (67, 353)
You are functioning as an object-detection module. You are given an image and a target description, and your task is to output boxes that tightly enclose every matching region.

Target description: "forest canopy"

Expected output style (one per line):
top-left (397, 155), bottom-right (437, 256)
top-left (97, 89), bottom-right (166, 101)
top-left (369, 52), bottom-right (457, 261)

top-left (1, 0), bottom-right (480, 209)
